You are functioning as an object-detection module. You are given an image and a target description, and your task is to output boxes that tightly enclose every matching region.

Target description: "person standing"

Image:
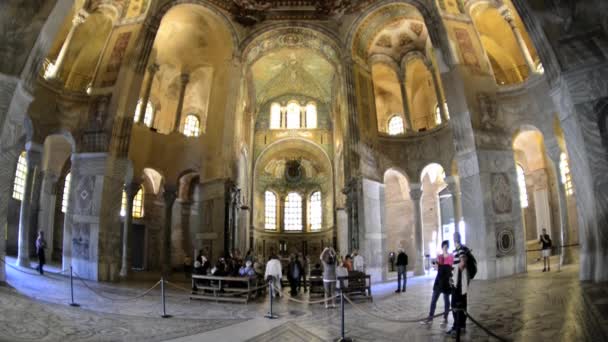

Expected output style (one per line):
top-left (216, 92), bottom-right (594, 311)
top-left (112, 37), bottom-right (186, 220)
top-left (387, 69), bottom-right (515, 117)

top-left (353, 249), bottom-right (365, 273)
top-left (264, 255), bottom-right (283, 297)
top-left (424, 240), bottom-right (454, 325)
top-left (320, 247), bottom-right (337, 309)
top-left (287, 254), bottom-right (303, 296)
top-left (395, 248), bottom-right (408, 293)
top-left (539, 228), bottom-right (552, 272)
top-left (35, 231), bottom-right (47, 275)
top-left (447, 232), bottom-right (470, 337)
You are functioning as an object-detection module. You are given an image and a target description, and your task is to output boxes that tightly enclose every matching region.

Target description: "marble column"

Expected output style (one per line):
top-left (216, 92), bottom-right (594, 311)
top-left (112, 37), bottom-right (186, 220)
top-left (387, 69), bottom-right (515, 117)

top-left (162, 188), bottom-right (177, 275)
top-left (547, 149), bottom-right (574, 265)
top-left (136, 63), bottom-right (159, 125)
top-left (426, 61), bottom-right (449, 123)
top-left (445, 176), bottom-right (461, 227)
top-left (46, 10), bottom-right (88, 80)
top-left (499, 6), bottom-right (536, 74)
top-left (119, 183), bottom-right (138, 278)
top-left (410, 184), bottom-right (424, 276)
top-left (37, 171), bottom-right (59, 263)
top-left (17, 143), bottom-right (43, 268)
top-left (397, 72), bottom-right (413, 131)
top-left (173, 73), bottom-right (189, 134)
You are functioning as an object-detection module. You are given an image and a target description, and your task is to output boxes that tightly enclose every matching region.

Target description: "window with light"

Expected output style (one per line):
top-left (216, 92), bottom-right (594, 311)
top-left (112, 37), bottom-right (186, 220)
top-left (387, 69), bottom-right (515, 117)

top-left (516, 165), bottom-right (528, 208)
top-left (284, 192), bottom-right (303, 231)
top-left (61, 172), bottom-right (71, 213)
top-left (305, 103), bottom-right (317, 128)
top-left (270, 103), bottom-right (281, 129)
top-left (134, 99), bottom-right (154, 127)
top-left (309, 191), bottom-right (322, 231)
top-left (286, 102), bottom-right (301, 129)
top-left (560, 153), bottom-right (574, 196)
top-left (120, 186), bottom-right (144, 218)
top-left (387, 115), bottom-right (404, 135)
top-left (435, 105), bottom-right (442, 125)
top-left (264, 191), bottom-right (277, 230)
top-left (183, 114), bottom-right (200, 137)
top-left (12, 152), bottom-right (27, 201)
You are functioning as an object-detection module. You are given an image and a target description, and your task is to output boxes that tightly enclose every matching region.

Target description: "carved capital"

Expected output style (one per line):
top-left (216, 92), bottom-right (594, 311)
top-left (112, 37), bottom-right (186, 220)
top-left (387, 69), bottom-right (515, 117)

top-left (73, 10), bottom-right (89, 27)
top-left (180, 73), bottom-right (190, 86)
top-left (148, 63), bottom-right (160, 74)
top-left (409, 183), bottom-right (422, 201)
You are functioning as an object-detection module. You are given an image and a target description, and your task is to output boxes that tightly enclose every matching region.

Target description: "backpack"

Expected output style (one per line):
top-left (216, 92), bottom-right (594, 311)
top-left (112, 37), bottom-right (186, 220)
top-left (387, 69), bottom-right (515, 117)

top-left (465, 249), bottom-right (477, 280)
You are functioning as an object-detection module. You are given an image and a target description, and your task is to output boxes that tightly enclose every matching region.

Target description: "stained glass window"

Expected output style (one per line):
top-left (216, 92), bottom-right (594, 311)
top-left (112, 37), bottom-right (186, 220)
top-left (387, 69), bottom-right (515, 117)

top-left (183, 114), bottom-right (200, 137)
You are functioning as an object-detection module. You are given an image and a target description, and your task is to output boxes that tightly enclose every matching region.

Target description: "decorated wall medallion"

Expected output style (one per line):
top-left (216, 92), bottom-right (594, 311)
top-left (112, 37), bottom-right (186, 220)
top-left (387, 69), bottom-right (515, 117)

top-left (491, 173), bottom-right (512, 214)
top-left (497, 229), bottom-right (515, 255)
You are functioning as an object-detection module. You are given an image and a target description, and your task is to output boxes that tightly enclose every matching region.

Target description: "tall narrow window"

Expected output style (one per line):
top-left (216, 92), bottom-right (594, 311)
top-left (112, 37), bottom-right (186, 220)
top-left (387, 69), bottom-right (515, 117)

top-left (12, 152), bottom-right (27, 201)
top-left (265, 191), bottom-right (277, 230)
top-left (306, 103), bottom-right (317, 128)
top-left (309, 191), bottom-right (322, 231)
top-left (560, 153), bottom-right (574, 196)
top-left (284, 192), bottom-right (302, 231)
top-left (183, 114), bottom-right (200, 137)
top-left (133, 187), bottom-right (144, 218)
top-left (286, 102), bottom-right (301, 129)
top-left (270, 103), bottom-right (281, 129)
top-left (435, 104), bottom-right (442, 125)
top-left (388, 115), bottom-right (404, 135)
top-left (134, 99), bottom-right (154, 127)
top-left (61, 172), bottom-right (71, 213)
top-left (516, 165), bottom-right (528, 208)
top-left (120, 186), bottom-right (145, 218)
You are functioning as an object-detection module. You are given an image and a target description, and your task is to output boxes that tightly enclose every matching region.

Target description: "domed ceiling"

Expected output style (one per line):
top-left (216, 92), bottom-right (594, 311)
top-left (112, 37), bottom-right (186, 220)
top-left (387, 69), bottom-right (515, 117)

top-left (368, 19), bottom-right (429, 62)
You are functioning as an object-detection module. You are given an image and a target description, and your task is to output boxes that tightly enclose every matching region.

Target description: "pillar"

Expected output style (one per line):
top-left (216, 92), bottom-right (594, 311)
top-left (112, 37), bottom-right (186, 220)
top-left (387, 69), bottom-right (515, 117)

top-left (37, 170), bottom-right (59, 263)
top-left (547, 148), bottom-right (574, 265)
top-left (17, 143), bottom-right (43, 268)
top-left (162, 188), bottom-right (177, 275)
top-left (426, 61), bottom-right (449, 124)
top-left (499, 6), bottom-right (537, 74)
top-left (136, 63), bottom-right (159, 125)
top-left (398, 74), bottom-right (414, 131)
top-left (445, 176), bottom-right (461, 226)
top-left (410, 183), bottom-right (424, 276)
top-left (119, 183), bottom-right (138, 277)
top-left (46, 9), bottom-right (89, 80)
top-left (173, 73), bottom-right (189, 133)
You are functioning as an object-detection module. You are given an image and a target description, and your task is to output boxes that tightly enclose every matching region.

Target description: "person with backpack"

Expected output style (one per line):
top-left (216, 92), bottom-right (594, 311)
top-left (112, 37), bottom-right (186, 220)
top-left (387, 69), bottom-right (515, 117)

top-left (287, 254), bottom-right (303, 296)
top-left (395, 248), bottom-right (408, 293)
top-left (539, 228), bottom-right (552, 272)
top-left (446, 231), bottom-right (476, 338)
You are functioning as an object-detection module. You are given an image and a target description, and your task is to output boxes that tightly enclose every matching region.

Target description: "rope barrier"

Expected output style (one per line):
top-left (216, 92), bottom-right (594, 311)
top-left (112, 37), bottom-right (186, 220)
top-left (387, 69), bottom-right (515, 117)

top-left (343, 294), bottom-right (450, 323)
top-left (462, 309), bottom-right (512, 342)
top-left (71, 270), bottom-right (161, 302)
top-left (0, 257), bottom-right (42, 276)
top-left (526, 243), bottom-right (579, 253)
top-left (164, 280), bottom-right (193, 293)
top-left (285, 294), bottom-right (340, 305)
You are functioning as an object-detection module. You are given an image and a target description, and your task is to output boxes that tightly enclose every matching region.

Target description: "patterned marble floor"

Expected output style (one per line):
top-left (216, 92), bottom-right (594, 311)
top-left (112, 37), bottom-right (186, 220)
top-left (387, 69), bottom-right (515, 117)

top-left (1, 256), bottom-right (607, 342)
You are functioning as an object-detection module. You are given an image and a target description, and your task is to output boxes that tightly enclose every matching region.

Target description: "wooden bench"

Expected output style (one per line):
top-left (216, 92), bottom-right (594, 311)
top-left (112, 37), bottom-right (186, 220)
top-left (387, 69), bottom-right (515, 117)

top-left (338, 272), bottom-right (372, 301)
top-left (308, 275), bottom-right (324, 296)
top-left (190, 274), bottom-right (263, 303)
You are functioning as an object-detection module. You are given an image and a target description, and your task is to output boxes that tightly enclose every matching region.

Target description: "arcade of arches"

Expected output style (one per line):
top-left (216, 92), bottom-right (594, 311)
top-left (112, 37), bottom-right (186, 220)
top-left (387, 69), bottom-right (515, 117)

top-left (1, 0), bottom-right (608, 339)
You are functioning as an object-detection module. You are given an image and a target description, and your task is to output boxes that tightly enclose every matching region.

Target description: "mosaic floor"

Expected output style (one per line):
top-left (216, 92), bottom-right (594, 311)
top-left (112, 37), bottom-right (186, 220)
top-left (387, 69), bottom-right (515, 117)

top-left (1, 256), bottom-right (607, 342)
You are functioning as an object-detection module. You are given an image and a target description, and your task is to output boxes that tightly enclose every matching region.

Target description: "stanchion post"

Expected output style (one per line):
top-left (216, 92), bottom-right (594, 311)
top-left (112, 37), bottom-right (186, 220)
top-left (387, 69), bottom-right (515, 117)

top-left (336, 280), bottom-right (352, 342)
top-left (264, 278), bottom-right (278, 319)
top-left (69, 266), bottom-right (80, 307)
top-left (160, 277), bottom-right (172, 318)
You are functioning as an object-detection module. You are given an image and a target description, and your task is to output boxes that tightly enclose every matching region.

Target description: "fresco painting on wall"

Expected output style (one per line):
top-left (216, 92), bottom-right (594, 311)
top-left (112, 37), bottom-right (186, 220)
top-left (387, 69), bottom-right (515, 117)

top-left (454, 27), bottom-right (482, 74)
top-left (101, 31), bottom-right (132, 87)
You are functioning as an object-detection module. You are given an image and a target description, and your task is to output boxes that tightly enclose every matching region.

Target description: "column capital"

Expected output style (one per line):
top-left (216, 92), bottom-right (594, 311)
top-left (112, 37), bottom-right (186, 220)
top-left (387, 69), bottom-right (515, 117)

top-left (409, 183), bottom-right (422, 201)
top-left (124, 182), bottom-right (140, 199)
top-left (148, 63), bottom-right (160, 74)
top-left (180, 73), bottom-right (190, 85)
top-left (498, 5), bottom-right (515, 25)
top-left (73, 9), bottom-right (89, 26)
top-left (163, 187), bottom-right (177, 205)
top-left (444, 176), bottom-right (459, 192)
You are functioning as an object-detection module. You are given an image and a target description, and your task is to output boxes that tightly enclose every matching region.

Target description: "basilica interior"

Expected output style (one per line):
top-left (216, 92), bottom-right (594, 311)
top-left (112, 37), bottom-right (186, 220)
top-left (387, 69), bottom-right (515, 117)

top-left (1, 0), bottom-right (607, 341)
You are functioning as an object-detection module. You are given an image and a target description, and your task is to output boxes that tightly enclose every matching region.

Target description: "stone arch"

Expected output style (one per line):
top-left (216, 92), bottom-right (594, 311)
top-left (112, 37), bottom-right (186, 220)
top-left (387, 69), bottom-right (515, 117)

top-left (419, 163), bottom-right (447, 258)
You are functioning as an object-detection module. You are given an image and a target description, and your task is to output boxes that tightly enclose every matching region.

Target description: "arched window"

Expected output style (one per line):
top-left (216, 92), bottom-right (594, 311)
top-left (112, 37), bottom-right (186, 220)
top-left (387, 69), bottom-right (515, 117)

top-left (61, 172), bottom-right (71, 213)
top-left (284, 192), bottom-right (302, 231)
top-left (265, 191), bottom-right (277, 230)
top-left (270, 103), bottom-right (281, 129)
top-left (120, 186), bottom-right (145, 218)
top-left (133, 187), bottom-right (144, 218)
top-left (435, 104), bottom-right (442, 125)
top-left (309, 191), bottom-right (322, 231)
top-left (387, 115), bottom-right (404, 135)
top-left (516, 164), bottom-right (528, 208)
top-left (286, 102), bottom-right (301, 129)
top-left (560, 153), bottom-right (574, 196)
top-left (183, 114), bottom-right (200, 137)
top-left (134, 99), bottom-right (154, 127)
top-left (12, 152), bottom-right (27, 201)
top-left (306, 103), bottom-right (317, 128)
